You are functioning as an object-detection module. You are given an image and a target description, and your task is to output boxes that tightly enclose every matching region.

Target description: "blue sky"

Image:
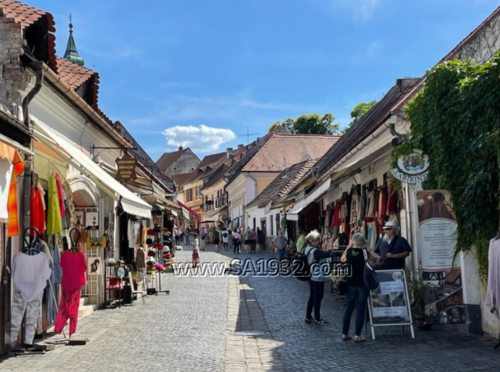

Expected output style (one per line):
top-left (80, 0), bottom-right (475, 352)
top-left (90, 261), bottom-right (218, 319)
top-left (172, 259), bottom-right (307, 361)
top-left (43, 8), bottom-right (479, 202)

top-left (31, 0), bottom-right (499, 160)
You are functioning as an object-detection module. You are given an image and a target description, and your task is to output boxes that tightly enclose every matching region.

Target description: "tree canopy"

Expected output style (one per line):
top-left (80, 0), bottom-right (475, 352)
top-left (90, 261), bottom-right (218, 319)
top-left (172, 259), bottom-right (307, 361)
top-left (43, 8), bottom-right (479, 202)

top-left (268, 113), bottom-right (339, 135)
top-left (348, 100), bottom-right (377, 129)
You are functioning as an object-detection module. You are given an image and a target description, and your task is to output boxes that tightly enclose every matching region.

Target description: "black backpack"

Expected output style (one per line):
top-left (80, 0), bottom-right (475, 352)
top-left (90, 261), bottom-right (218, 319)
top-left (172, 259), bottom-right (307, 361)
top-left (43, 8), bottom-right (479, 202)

top-left (293, 247), bottom-right (315, 282)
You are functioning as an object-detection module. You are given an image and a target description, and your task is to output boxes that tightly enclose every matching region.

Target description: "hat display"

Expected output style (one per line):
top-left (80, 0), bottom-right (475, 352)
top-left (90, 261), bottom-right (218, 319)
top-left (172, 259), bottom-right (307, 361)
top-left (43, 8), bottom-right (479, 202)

top-left (146, 238), bottom-right (153, 245)
top-left (382, 221), bottom-right (398, 230)
top-left (147, 229), bottom-right (157, 236)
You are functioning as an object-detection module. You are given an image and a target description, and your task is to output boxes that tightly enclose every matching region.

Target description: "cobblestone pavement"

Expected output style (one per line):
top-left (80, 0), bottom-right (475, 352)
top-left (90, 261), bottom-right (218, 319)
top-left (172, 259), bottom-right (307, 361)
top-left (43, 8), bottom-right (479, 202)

top-left (220, 248), bottom-right (500, 372)
top-left (0, 248), bottom-right (230, 372)
top-left (2, 244), bottom-right (500, 372)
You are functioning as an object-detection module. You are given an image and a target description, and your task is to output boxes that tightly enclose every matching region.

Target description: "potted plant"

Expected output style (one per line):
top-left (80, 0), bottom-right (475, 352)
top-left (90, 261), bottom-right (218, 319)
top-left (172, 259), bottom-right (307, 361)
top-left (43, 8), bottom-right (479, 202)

top-left (407, 268), bottom-right (431, 330)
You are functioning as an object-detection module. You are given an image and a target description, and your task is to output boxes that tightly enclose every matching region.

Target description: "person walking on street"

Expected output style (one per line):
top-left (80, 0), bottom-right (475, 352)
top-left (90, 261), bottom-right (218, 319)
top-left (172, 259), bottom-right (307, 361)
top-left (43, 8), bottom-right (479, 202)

top-left (200, 227), bottom-right (207, 251)
top-left (257, 227), bottom-right (265, 251)
top-left (273, 229), bottom-right (288, 262)
top-left (222, 228), bottom-right (229, 251)
top-left (233, 229), bottom-right (242, 254)
top-left (341, 233), bottom-right (378, 342)
top-left (250, 229), bottom-right (257, 254)
top-left (304, 230), bottom-right (334, 325)
top-left (191, 233), bottom-right (200, 268)
top-left (244, 227), bottom-right (252, 254)
top-left (213, 228), bottom-right (220, 252)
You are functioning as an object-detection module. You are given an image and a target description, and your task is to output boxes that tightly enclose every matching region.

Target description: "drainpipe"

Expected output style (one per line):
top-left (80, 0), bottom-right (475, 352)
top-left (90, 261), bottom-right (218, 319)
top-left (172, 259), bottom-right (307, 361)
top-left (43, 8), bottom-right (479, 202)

top-left (20, 61), bottom-right (44, 238)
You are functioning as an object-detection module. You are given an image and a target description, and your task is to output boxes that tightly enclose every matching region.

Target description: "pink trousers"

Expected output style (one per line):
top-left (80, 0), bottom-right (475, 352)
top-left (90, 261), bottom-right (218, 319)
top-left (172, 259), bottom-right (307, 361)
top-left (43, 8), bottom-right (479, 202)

top-left (54, 289), bottom-right (81, 335)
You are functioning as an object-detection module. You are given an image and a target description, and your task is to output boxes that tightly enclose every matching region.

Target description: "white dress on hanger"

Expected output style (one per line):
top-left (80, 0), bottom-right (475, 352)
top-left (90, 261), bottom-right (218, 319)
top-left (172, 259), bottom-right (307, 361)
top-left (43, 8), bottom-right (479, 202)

top-left (12, 251), bottom-right (52, 302)
top-left (485, 238), bottom-right (500, 316)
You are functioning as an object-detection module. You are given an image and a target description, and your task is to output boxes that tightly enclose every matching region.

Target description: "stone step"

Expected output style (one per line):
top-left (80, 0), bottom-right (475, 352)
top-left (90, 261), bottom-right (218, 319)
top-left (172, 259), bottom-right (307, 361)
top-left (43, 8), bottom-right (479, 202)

top-left (79, 296), bottom-right (90, 307)
top-left (78, 304), bottom-right (96, 321)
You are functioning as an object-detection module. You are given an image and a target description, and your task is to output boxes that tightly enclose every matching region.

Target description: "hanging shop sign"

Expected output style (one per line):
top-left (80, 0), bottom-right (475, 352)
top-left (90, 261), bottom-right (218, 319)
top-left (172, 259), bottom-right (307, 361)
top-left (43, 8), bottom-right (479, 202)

top-left (367, 269), bottom-right (414, 339)
top-left (416, 190), bottom-right (465, 325)
top-left (391, 151), bottom-right (429, 184)
top-left (115, 153), bottom-right (137, 182)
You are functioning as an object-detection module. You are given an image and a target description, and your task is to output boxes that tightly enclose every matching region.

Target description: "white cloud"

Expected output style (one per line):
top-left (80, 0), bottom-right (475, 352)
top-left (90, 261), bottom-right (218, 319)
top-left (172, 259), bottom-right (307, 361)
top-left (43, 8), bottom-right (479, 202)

top-left (162, 124), bottom-right (236, 153)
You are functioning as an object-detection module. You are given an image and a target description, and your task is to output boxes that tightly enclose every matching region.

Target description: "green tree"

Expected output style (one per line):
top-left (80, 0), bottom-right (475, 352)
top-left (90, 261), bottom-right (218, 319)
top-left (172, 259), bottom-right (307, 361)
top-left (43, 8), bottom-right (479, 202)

top-left (348, 100), bottom-right (377, 129)
top-left (268, 113), bottom-right (339, 134)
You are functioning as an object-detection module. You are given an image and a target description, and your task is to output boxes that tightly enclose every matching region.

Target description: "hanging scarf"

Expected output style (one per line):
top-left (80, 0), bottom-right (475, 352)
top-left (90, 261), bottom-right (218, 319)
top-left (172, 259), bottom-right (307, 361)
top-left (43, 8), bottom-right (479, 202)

top-left (6, 148), bottom-right (24, 237)
top-left (47, 174), bottom-right (63, 235)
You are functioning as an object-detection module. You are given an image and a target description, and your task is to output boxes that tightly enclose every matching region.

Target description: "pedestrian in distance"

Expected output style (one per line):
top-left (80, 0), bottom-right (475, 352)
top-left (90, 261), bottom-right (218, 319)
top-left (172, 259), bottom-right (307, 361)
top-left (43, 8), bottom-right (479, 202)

top-left (232, 229), bottom-right (242, 254)
top-left (257, 227), bottom-right (265, 251)
top-left (341, 233), bottom-right (378, 342)
top-left (213, 228), bottom-right (220, 252)
top-left (191, 233), bottom-right (200, 268)
top-left (250, 228), bottom-right (257, 254)
top-left (304, 230), bottom-right (334, 326)
top-left (222, 228), bottom-right (229, 251)
top-left (273, 229), bottom-right (289, 262)
top-left (245, 226), bottom-right (252, 254)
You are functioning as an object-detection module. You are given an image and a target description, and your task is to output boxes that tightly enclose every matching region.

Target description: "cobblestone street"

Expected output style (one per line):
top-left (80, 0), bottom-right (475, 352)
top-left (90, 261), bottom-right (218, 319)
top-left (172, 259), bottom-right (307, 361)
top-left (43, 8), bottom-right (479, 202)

top-left (1, 245), bottom-right (500, 372)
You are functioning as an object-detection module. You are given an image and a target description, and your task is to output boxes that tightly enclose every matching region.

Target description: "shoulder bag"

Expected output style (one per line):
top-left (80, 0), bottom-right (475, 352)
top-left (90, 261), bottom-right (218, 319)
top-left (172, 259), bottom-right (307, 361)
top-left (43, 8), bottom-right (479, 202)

top-left (363, 249), bottom-right (379, 290)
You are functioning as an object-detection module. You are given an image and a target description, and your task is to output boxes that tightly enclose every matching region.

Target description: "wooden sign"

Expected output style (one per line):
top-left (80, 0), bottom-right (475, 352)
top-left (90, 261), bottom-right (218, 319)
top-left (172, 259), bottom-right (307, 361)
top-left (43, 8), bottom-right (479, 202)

top-left (116, 153), bottom-right (137, 181)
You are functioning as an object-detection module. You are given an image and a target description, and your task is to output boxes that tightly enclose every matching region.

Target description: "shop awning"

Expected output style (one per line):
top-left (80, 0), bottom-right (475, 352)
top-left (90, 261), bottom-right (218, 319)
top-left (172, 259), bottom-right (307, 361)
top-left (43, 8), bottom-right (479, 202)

top-left (177, 201), bottom-right (199, 221)
top-left (0, 133), bottom-right (34, 157)
top-left (34, 120), bottom-right (152, 219)
top-left (287, 178), bottom-right (331, 221)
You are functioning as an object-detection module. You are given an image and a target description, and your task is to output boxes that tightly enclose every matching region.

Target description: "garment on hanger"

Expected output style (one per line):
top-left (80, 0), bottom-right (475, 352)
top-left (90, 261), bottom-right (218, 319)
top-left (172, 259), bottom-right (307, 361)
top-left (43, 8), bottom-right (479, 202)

top-left (54, 289), bottom-right (81, 335)
top-left (365, 189), bottom-right (375, 222)
top-left (55, 249), bottom-right (87, 335)
top-left (30, 185), bottom-right (45, 235)
top-left (47, 174), bottom-right (63, 235)
top-left (11, 251), bottom-right (51, 345)
top-left (12, 251), bottom-right (51, 302)
top-left (378, 183), bottom-right (388, 227)
top-left (387, 181), bottom-right (398, 214)
top-left (7, 149), bottom-right (24, 237)
top-left (60, 249), bottom-right (87, 293)
top-left (43, 241), bottom-right (62, 326)
top-left (485, 238), bottom-right (500, 317)
top-left (136, 247), bottom-right (146, 269)
top-left (54, 173), bottom-right (65, 218)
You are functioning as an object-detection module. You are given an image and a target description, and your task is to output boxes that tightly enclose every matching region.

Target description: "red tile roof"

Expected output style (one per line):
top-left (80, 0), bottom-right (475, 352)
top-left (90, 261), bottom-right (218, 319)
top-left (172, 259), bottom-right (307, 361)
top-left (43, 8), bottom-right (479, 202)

top-left (172, 172), bottom-right (195, 188)
top-left (242, 134), bottom-right (339, 172)
top-left (0, 0), bottom-right (57, 72)
top-left (55, 57), bottom-right (100, 108)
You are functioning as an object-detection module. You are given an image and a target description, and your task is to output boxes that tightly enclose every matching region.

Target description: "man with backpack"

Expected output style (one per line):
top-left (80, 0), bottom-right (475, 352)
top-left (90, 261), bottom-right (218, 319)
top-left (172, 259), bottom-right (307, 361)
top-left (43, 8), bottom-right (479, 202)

top-left (302, 230), bottom-right (334, 325)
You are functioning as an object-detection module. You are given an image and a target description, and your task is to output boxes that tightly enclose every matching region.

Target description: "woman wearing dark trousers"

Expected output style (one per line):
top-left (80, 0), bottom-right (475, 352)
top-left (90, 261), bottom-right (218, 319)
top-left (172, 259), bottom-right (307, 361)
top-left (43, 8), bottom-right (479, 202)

top-left (303, 230), bottom-right (334, 325)
top-left (341, 233), bottom-right (378, 343)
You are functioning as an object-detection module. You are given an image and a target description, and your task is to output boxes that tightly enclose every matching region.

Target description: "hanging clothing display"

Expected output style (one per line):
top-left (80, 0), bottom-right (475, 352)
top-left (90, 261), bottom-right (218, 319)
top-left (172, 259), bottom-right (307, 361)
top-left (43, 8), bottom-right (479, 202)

top-left (54, 173), bottom-right (65, 219)
top-left (387, 181), bottom-right (398, 214)
top-left (54, 289), bottom-right (81, 335)
top-left (485, 238), bottom-right (500, 317)
top-left (55, 249), bottom-right (87, 335)
top-left (30, 184), bottom-right (45, 235)
top-left (11, 251), bottom-right (51, 344)
top-left (45, 242), bottom-right (62, 326)
top-left (136, 247), bottom-right (146, 269)
top-left (7, 149), bottom-right (24, 237)
top-left (47, 174), bottom-right (63, 235)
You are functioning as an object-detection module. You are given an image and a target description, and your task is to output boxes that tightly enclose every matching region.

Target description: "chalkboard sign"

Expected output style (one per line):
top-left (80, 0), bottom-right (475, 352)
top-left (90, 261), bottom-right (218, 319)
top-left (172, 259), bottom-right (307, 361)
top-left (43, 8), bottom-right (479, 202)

top-left (367, 269), bottom-right (415, 339)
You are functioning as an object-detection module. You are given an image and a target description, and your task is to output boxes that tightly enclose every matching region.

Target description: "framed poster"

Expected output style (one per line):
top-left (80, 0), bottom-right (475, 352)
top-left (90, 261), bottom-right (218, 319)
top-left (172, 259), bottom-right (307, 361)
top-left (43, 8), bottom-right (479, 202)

top-left (367, 269), bottom-right (414, 339)
top-left (85, 212), bottom-right (99, 230)
top-left (416, 190), bottom-right (465, 325)
top-left (74, 211), bottom-right (84, 228)
top-left (88, 257), bottom-right (102, 275)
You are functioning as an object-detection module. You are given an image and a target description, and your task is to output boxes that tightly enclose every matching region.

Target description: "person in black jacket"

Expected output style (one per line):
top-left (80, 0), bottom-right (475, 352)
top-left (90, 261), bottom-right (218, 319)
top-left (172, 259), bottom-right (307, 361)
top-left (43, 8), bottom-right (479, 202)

top-left (341, 233), bottom-right (377, 343)
top-left (374, 221), bottom-right (412, 270)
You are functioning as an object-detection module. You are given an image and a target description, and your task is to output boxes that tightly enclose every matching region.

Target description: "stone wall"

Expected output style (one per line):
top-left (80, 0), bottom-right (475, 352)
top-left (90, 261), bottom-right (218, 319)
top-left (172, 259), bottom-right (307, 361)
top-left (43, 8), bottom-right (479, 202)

top-left (0, 13), bottom-right (24, 113)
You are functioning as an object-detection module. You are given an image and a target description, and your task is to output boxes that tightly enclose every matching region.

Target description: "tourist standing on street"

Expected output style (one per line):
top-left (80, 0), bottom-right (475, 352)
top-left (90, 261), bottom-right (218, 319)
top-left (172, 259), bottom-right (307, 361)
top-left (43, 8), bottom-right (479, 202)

top-left (175, 230), bottom-right (180, 246)
top-left (273, 229), bottom-right (288, 262)
top-left (233, 229), bottom-right (242, 254)
top-left (374, 221), bottom-right (412, 270)
top-left (200, 227), bottom-right (207, 251)
top-left (257, 227), bottom-right (265, 251)
top-left (304, 230), bottom-right (334, 325)
top-left (191, 233), bottom-right (200, 268)
top-left (185, 228), bottom-right (190, 245)
top-left (213, 228), bottom-right (220, 252)
top-left (250, 229), bottom-right (257, 254)
top-left (244, 227), bottom-right (252, 254)
top-left (341, 233), bottom-right (378, 342)
top-left (222, 228), bottom-right (229, 250)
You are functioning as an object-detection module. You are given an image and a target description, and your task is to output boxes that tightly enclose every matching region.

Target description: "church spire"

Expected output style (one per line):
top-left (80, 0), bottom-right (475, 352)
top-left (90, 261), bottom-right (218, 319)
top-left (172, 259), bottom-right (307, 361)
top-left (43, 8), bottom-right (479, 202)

top-left (63, 14), bottom-right (85, 67)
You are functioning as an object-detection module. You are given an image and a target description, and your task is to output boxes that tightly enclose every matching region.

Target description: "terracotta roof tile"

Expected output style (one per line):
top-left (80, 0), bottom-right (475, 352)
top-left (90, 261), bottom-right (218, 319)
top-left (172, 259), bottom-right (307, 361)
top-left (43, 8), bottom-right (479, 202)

top-left (242, 134), bottom-right (339, 172)
top-left (171, 172), bottom-right (195, 188)
top-left (246, 159), bottom-right (317, 209)
top-left (55, 57), bottom-right (100, 108)
top-left (0, 0), bottom-right (57, 71)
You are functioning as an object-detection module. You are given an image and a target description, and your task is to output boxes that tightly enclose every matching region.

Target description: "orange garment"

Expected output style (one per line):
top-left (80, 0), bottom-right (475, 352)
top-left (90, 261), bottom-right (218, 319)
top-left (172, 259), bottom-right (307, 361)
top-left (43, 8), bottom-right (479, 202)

top-left (0, 144), bottom-right (25, 237)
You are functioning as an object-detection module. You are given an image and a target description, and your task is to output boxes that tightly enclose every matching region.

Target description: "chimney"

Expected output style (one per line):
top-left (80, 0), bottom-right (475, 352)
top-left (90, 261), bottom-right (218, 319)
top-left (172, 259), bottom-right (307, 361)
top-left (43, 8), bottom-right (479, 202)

top-left (226, 147), bottom-right (234, 160)
top-left (237, 144), bottom-right (244, 150)
top-left (178, 145), bottom-right (183, 151)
